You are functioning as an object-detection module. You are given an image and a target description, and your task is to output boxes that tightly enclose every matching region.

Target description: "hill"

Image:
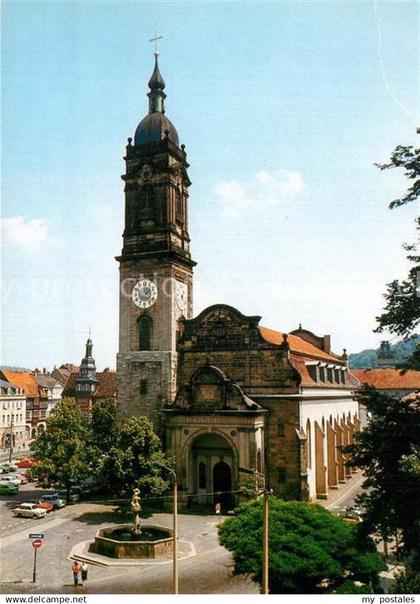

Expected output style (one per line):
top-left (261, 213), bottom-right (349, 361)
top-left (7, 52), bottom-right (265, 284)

top-left (349, 335), bottom-right (420, 369)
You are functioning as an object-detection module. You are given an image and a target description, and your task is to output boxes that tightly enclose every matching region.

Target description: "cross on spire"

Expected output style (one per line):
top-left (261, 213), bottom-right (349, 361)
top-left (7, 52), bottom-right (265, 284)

top-left (149, 31), bottom-right (163, 57)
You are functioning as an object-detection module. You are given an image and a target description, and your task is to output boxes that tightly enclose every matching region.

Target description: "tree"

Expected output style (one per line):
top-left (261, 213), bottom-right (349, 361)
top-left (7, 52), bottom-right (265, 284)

top-left (344, 388), bottom-right (420, 561)
top-left (218, 499), bottom-right (385, 594)
top-left (100, 416), bottom-right (169, 497)
top-left (30, 398), bottom-right (92, 500)
top-left (375, 145), bottom-right (420, 209)
top-left (375, 145), bottom-right (419, 340)
top-left (90, 398), bottom-right (118, 456)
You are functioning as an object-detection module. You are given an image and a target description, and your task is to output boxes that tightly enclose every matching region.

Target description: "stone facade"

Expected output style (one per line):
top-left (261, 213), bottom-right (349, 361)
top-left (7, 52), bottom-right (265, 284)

top-left (116, 57), bottom-right (361, 508)
top-left (116, 67), bottom-right (195, 423)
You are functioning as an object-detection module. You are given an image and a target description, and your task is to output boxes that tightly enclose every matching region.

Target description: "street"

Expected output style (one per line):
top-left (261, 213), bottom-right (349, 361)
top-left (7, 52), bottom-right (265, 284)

top-left (0, 473), bottom-right (364, 595)
top-left (0, 482), bottom-right (259, 594)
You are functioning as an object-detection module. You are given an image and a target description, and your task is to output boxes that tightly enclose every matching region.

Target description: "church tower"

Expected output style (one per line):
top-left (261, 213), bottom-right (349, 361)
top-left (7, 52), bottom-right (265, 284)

top-left (75, 337), bottom-right (99, 395)
top-left (116, 51), bottom-right (195, 424)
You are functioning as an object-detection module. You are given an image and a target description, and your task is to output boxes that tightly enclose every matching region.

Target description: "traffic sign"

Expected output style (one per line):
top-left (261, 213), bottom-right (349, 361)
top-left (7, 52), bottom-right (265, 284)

top-left (32, 539), bottom-right (43, 549)
top-left (29, 533), bottom-right (44, 539)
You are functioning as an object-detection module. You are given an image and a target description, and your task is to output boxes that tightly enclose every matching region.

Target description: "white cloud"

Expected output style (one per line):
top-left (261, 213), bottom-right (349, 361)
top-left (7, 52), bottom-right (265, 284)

top-left (1, 216), bottom-right (50, 253)
top-left (215, 168), bottom-right (304, 216)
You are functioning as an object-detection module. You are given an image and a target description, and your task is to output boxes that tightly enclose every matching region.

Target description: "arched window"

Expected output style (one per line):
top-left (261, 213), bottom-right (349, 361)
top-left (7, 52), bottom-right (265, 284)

top-left (138, 316), bottom-right (152, 351)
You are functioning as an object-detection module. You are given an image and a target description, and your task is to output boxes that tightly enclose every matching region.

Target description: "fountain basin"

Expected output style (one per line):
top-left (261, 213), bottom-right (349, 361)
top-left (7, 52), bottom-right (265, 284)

top-left (91, 524), bottom-right (173, 559)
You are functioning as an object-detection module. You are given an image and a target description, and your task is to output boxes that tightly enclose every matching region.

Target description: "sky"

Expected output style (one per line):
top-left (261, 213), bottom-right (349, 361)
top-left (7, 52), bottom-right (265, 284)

top-left (1, 0), bottom-right (418, 370)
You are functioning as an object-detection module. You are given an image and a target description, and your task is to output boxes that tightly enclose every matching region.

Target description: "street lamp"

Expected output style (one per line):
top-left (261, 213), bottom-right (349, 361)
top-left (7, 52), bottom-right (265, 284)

top-left (239, 465), bottom-right (269, 595)
top-left (156, 461), bottom-right (178, 594)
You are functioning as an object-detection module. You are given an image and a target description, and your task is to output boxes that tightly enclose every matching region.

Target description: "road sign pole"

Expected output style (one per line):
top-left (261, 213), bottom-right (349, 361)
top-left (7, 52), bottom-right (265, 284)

top-left (32, 547), bottom-right (37, 583)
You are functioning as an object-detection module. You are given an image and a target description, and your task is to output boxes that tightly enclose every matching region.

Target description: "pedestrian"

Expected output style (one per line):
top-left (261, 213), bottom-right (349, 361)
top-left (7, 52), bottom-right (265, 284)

top-left (81, 562), bottom-right (88, 585)
top-left (72, 561), bottom-right (81, 586)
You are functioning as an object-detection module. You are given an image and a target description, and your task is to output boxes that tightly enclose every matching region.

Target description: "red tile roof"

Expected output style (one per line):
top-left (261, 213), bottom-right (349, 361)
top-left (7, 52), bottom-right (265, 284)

top-left (63, 371), bottom-right (117, 399)
top-left (353, 368), bottom-right (420, 390)
top-left (259, 326), bottom-right (341, 363)
top-left (0, 371), bottom-right (40, 398)
top-left (95, 371), bottom-right (117, 398)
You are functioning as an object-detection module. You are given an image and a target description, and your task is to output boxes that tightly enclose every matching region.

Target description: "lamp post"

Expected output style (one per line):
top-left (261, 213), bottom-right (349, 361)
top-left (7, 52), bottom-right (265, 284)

top-left (239, 465), bottom-right (269, 594)
top-left (157, 462), bottom-right (178, 594)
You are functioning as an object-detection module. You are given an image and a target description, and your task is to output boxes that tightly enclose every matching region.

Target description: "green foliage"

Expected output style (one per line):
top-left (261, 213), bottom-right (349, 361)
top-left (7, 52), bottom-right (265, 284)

top-left (333, 580), bottom-right (374, 594)
top-left (90, 399), bottom-right (118, 455)
top-left (388, 566), bottom-right (420, 594)
top-left (30, 398), bottom-right (91, 494)
top-left (31, 399), bottom-right (169, 502)
top-left (375, 265), bottom-right (420, 338)
top-left (218, 499), bottom-right (385, 594)
top-left (100, 416), bottom-right (169, 497)
top-left (375, 145), bottom-right (419, 338)
top-left (344, 387), bottom-right (420, 557)
top-left (375, 145), bottom-right (420, 208)
top-left (400, 444), bottom-right (420, 477)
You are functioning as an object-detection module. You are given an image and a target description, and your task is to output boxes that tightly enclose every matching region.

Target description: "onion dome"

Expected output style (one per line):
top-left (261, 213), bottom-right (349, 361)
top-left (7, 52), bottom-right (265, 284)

top-left (134, 54), bottom-right (179, 147)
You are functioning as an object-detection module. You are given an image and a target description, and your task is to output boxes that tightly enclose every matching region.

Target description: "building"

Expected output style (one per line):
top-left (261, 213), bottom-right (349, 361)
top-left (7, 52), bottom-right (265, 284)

top-left (0, 379), bottom-right (28, 455)
top-left (63, 338), bottom-right (117, 414)
top-left (353, 368), bottom-right (420, 397)
top-left (116, 54), bottom-right (360, 505)
top-left (0, 371), bottom-right (47, 441)
top-left (376, 341), bottom-right (396, 368)
top-left (33, 373), bottom-right (63, 417)
top-left (51, 364), bottom-right (79, 387)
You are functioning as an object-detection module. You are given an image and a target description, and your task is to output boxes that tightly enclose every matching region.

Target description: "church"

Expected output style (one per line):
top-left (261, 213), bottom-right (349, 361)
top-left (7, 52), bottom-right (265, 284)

top-left (116, 51), bottom-right (360, 507)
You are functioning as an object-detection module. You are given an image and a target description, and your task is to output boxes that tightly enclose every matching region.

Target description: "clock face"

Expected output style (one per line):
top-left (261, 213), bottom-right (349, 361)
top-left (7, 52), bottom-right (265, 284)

top-left (175, 281), bottom-right (188, 311)
top-left (132, 279), bottom-right (158, 309)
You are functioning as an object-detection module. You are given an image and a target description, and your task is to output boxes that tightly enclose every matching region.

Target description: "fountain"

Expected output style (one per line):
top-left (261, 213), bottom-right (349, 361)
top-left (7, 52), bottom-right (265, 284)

top-left (91, 488), bottom-right (173, 559)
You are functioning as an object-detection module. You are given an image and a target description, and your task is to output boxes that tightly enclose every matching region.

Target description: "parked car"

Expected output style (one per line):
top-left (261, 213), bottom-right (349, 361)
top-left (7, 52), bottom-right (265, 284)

top-left (7, 473), bottom-right (28, 485)
top-left (13, 503), bottom-right (47, 518)
top-left (41, 494), bottom-right (66, 509)
top-left (0, 475), bottom-right (21, 487)
top-left (24, 499), bottom-right (54, 512)
top-left (0, 463), bottom-right (18, 473)
top-left (15, 458), bottom-right (36, 468)
top-left (57, 488), bottom-right (80, 503)
top-left (0, 483), bottom-right (18, 495)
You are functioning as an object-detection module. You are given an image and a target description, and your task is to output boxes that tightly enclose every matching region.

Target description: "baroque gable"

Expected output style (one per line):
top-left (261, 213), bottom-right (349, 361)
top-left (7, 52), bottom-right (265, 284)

top-left (172, 363), bottom-right (262, 412)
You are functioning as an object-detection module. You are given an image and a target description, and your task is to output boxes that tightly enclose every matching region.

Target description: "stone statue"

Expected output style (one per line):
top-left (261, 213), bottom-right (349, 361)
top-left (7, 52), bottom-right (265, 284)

top-left (131, 488), bottom-right (142, 536)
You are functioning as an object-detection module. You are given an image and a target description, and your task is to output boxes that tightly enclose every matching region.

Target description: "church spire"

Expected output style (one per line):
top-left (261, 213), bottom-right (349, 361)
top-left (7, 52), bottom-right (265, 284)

top-left (147, 53), bottom-right (166, 114)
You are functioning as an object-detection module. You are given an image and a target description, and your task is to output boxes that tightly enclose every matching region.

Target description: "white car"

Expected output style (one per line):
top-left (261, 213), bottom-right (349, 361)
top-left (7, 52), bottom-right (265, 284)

top-left (0, 475), bottom-right (20, 487)
top-left (13, 503), bottom-right (47, 518)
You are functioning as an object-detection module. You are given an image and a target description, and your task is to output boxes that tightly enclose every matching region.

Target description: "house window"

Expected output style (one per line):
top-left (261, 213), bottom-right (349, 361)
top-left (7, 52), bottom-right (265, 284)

top-left (138, 316), bottom-right (152, 351)
top-left (277, 422), bottom-right (285, 437)
top-left (139, 379), bottom-right (148, 395)
top-left (319, 367), bottom-right (325, 382)
top-left (278, 468), bottom-right (287, 483)
top-left (198, 462), bottom-right (206, 489)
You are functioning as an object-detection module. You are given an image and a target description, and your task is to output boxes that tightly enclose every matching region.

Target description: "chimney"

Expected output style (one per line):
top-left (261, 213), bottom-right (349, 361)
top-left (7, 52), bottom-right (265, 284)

top-left (323, 335), bottom-right (331, 354)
